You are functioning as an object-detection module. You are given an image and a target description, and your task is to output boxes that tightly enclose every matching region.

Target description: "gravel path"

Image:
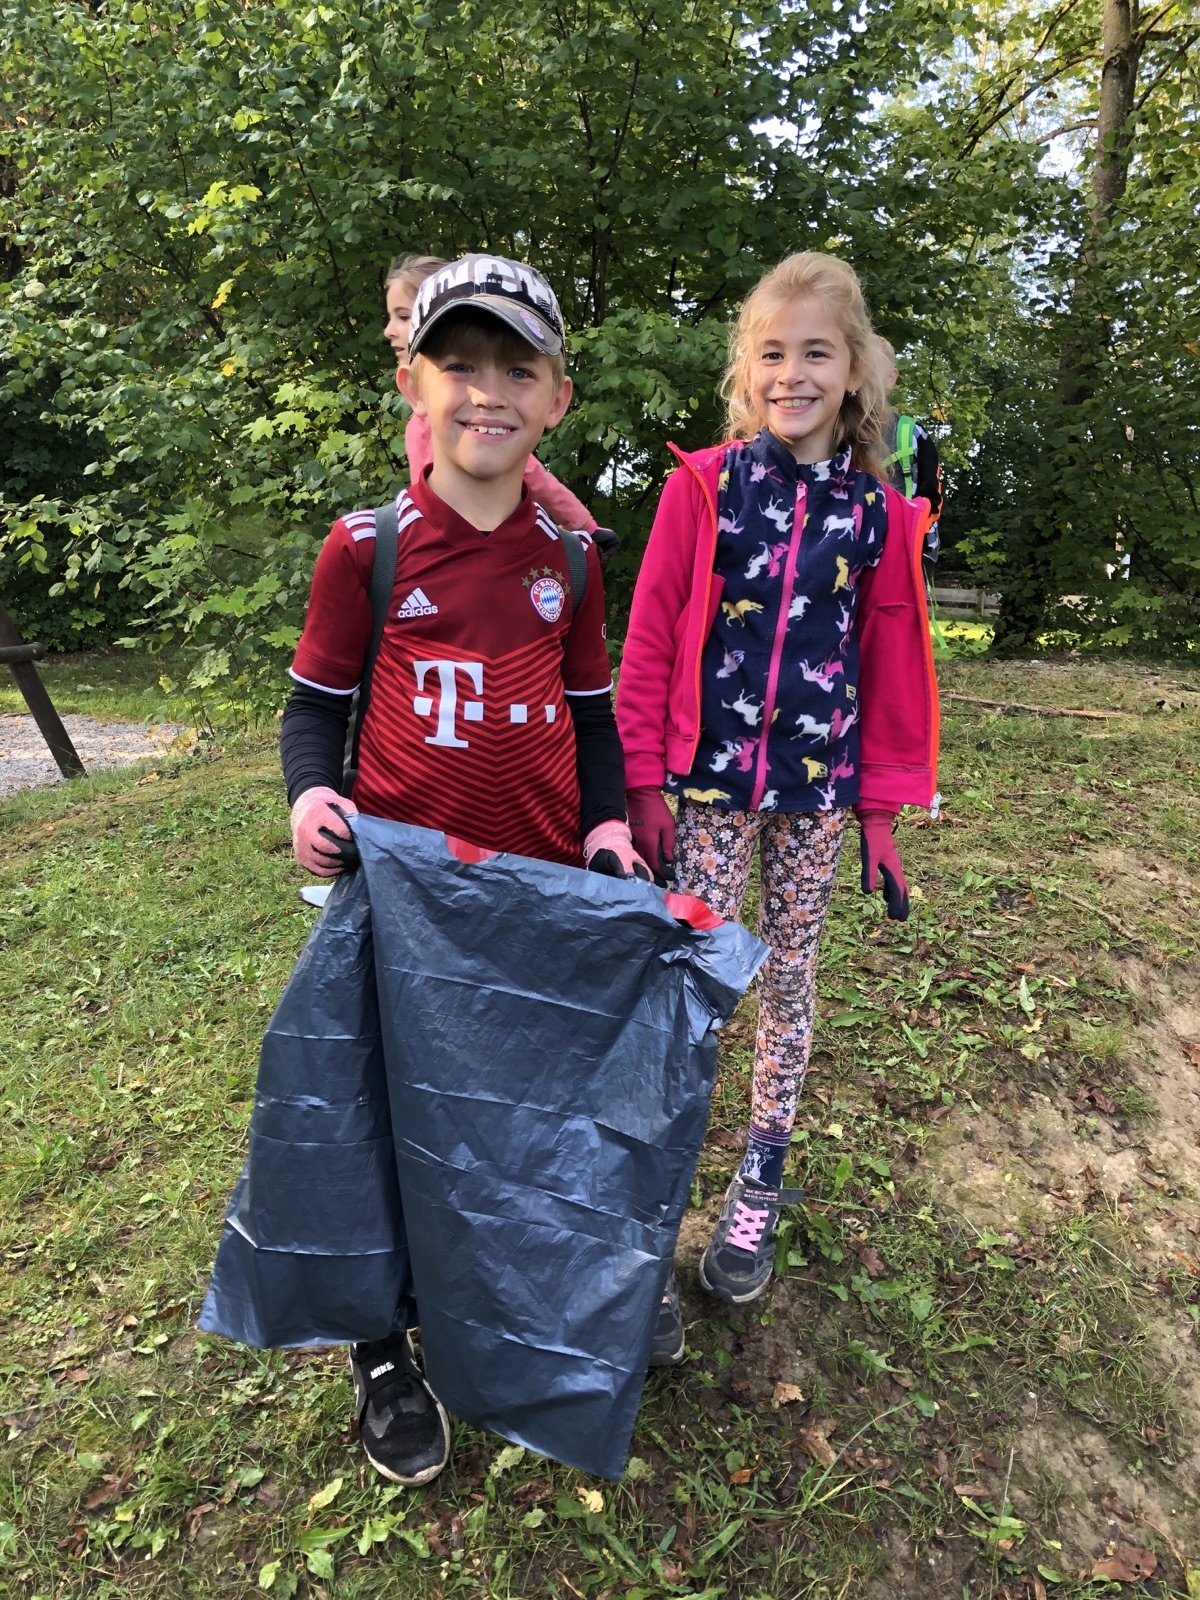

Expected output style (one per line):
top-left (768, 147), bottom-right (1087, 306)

top-left (0, 713), bottom-right (189, 801)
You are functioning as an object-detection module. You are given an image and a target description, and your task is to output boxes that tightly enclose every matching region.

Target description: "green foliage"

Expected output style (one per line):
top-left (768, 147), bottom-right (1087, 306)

top-left (0, 0), bottom-right (1008, 705)
top-left (2, 0), bottom-right (1196, 690)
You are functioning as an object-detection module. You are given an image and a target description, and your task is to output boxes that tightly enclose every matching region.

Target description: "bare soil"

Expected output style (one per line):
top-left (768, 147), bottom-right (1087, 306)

top-left (0, 712), bottom-right (188, 799)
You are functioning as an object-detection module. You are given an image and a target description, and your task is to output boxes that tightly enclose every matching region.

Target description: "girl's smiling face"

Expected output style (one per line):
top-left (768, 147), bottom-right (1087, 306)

top-left (751, 297), bottom-right (857, 463)
top-left (383, 276), bottom-right (418, 363)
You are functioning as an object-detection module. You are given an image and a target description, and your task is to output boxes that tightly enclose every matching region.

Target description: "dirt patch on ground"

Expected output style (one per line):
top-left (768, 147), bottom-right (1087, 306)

top-left (919, 936), bottom-right (1200, 1580)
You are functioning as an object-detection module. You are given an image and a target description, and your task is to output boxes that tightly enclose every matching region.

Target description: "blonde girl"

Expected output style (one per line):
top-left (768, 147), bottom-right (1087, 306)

top-left (617, 253), bottom-right (939, 1305)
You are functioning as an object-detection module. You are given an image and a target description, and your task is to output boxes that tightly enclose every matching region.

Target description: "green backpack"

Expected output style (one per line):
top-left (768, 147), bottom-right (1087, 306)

top-left (884, 414), bottom-right (917, 499)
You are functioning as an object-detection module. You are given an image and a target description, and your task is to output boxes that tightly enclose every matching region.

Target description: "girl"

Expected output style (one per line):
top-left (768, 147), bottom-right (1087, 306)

top-left (616, 253), bottom-right (939, 1304)
top-left (383, 253), bottom-right (602, 535)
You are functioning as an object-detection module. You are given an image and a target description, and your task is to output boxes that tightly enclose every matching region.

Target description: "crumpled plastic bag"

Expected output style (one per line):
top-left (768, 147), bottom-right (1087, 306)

top-left (200, 817), bottom-right (767, 1478)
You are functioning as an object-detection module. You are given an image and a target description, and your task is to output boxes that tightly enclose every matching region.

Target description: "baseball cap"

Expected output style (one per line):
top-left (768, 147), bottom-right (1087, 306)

top-left (407, 254), bottom-right (566, 359)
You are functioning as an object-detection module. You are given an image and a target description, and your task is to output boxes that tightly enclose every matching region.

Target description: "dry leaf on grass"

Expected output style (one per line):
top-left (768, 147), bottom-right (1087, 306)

top-left (1088, 1544), bottom-right (1157, 1583)
top-left (82, 1472), bottom-right (133, 1512)
top-left (772, 1381), bottom-right (805, 1409)
top-left (709, 1128), bottom-right (748, 1151)
top-left (856, 1245), bottom-right (887, 1278)
top-left (183, 1501), bottom-right (219, 1540)
top-left (730, 1468), bottom-right (753, 1485)
top-left (795, 1418), bottom-right (837, 1467)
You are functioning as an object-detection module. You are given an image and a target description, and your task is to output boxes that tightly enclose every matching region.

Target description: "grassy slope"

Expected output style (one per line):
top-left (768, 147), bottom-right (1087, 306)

top-left (0, 646), bottom-right (183, 725)
top-left (1, 657), bottom-right (1199, 1599)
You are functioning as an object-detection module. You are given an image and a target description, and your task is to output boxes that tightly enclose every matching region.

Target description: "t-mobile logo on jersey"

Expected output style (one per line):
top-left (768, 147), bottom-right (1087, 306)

top-left (413, 660), bottom-right (484, 748)
top-left (411, 659), bottom-right (558, 748)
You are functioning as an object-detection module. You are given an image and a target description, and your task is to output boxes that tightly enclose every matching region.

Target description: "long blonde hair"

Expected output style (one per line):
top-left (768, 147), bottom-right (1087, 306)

top-left (720, 253), bottom-right (889, 480)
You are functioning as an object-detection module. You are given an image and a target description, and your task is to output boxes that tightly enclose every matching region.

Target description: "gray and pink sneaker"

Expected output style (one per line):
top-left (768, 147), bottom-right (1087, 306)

top-left (698, 1175), bottom-right (804, 1304)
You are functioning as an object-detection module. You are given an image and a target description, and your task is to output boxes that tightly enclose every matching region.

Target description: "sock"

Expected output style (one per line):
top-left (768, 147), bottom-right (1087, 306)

top-left (738, 1124), bottom-right (790, 1190)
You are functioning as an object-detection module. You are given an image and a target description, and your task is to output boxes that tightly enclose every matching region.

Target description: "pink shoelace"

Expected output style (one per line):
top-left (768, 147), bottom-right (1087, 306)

top-left (727, 1199), bottom-right (771, 1253)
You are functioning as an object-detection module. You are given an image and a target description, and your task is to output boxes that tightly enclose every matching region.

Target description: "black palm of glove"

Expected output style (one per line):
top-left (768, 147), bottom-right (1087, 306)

top-left (319, 806), bottom-right (360, 871)
top-left (588, 848), bottom-right (652, 882)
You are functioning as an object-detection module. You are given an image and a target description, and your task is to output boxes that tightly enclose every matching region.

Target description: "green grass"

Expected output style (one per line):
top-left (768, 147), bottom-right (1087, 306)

top-left (0, 645), bottom-right (186, 724)
top-left (2, 657), bottom-right (1200, 1598)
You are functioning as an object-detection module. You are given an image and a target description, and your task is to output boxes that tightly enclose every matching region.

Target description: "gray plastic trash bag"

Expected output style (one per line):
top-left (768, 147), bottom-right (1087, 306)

top-left (201, 818), bottom-right (767, 1479)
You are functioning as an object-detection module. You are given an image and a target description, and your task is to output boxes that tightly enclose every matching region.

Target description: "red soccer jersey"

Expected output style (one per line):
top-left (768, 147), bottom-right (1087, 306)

top-left (290, 476), bottom-right (612, 865)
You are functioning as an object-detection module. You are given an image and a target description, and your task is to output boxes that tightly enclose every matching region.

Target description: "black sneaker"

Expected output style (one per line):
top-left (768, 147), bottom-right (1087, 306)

top-left (698, 1175), bottom-right (804, 1304)
top-left (350, 1331), bottom-right (450, 1486)
top-left (648, 1268), bottom-right (685, 1367)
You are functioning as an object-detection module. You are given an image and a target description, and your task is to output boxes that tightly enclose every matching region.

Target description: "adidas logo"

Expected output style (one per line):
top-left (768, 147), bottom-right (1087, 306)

top-left (398, 587), bottom-right (438, 618)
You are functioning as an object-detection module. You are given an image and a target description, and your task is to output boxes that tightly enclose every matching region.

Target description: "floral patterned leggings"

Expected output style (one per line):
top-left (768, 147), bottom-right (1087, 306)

top-left (674, 801), bottom-right (848, 1140)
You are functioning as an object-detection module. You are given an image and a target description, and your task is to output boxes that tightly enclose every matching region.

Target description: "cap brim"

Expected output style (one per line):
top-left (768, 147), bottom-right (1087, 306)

top-left (408, 293), bottom-right (564, 358)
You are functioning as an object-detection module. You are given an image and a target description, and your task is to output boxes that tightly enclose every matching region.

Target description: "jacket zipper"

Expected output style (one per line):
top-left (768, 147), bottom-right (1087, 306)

top-left (749, 483), bottom-right (806, 809)
top-left (675, 445), bottom-right (720, 778)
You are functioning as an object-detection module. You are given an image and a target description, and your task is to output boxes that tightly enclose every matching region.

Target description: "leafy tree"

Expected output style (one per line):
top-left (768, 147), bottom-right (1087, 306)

top-left (0, 0), bottom-right (997, 698)
top-left (903, 0), bottom-right (1200, 654)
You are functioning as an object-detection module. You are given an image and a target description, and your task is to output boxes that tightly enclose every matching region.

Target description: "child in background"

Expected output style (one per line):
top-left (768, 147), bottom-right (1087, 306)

top-left (878, 335), bottom-right (943, 580)
top-left (617, 253), bottom-right (938, 1305)
top-left (283, 255), bottom-right (655, 1486)
top-left (383, 253), bottom-right (603, 536)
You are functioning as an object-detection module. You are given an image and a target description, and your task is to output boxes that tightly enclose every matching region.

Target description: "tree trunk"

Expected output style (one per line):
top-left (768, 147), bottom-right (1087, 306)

top-left (992, 0), bottom-right (1143, 656)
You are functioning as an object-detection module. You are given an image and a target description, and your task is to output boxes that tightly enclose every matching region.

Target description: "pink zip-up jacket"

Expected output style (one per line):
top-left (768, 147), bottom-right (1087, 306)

top-left (404, 414), bottom-right (597, 533)
top-left (616, 441), bottom-right (940, 811)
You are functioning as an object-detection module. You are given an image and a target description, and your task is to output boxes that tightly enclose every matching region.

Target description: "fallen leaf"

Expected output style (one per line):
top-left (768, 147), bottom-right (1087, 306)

top-left (306, 1476), bottom-right (343, 1515)
top-left (772, 1381), bottom-right (805, 1409)
top-left (1029, 1572), bottom-right (1047, 1600)
top-left (1100, 1488), bottom-right (1135, 1523)
top-left (928, 1103), bottom-right (952, 1124)
top-left (1181, 1041), bottom-right (1200, 1069)
top-left (512, 1476), bottom-right (552, 1506)
top-left (856, 1245), bottom-right (887, 1278)
top-left (796, 1418), bottom-right (837, 1468)
top-left (658, 1559), bottom-right (683, 1584)
top-left (730, 1468), bottom-right (753, 1485)
top-left (973, 1449), bottom-right (1002, 1470)
top-left (709, 1128), bottom-right (748, 1151)
top-left (932, 1450), bottom-right (951, 1489)
top-left (64, 1368), bottom-right (89, 1385)
top-left (1089, 1544), bottom-right (1157, 1583)
top-left (184, 1501), bottom-right (219, 1540)
top-left (83, 1472), bottom-right (133, 1512)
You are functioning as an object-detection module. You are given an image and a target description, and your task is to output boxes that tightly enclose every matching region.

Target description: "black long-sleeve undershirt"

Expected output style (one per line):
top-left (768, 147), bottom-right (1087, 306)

top-left (280, 681), bottom-right (626, 836)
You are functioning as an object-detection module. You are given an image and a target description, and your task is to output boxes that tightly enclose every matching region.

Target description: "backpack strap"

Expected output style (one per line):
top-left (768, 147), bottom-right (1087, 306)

top-left (342, 498), bottom-right (400, 793)
top-left (559, 527), bottom-right (588, 617)
top-left (894, 415), bottom-right (917, 499)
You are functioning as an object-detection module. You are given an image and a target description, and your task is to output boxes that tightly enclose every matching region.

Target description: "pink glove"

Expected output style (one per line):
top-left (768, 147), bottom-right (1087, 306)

top-left (583, 820), bottom-right (652, 882)
top-left (290, 786), bottom-right (360, 877)
top-left (855, 807), bottom-right (909, 921)
top-left (625, 786), bottom-right (676, 884)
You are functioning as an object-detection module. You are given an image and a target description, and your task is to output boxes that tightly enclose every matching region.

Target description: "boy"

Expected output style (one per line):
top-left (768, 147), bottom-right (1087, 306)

top-left (279, 256), bottom-right (666, 1487)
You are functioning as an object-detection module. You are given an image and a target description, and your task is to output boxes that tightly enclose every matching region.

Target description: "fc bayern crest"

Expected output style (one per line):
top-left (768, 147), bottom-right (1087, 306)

top-left (529, 575), bottom-right (566, 622)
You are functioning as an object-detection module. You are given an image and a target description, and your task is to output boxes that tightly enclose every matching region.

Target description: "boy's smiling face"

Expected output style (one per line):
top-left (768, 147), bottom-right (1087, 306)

top-left (400, 325), bottom-right (571, 490)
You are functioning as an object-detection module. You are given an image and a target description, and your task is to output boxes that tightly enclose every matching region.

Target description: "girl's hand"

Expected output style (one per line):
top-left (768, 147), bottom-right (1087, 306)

top-left (290, 786), bottom-right (360, 876)
top-left (625, 787), bottom-right (676, 885)
top-left (583, 820), bottom-right (652, 882)
top-left (855, 807), bottom-right (909, 921)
